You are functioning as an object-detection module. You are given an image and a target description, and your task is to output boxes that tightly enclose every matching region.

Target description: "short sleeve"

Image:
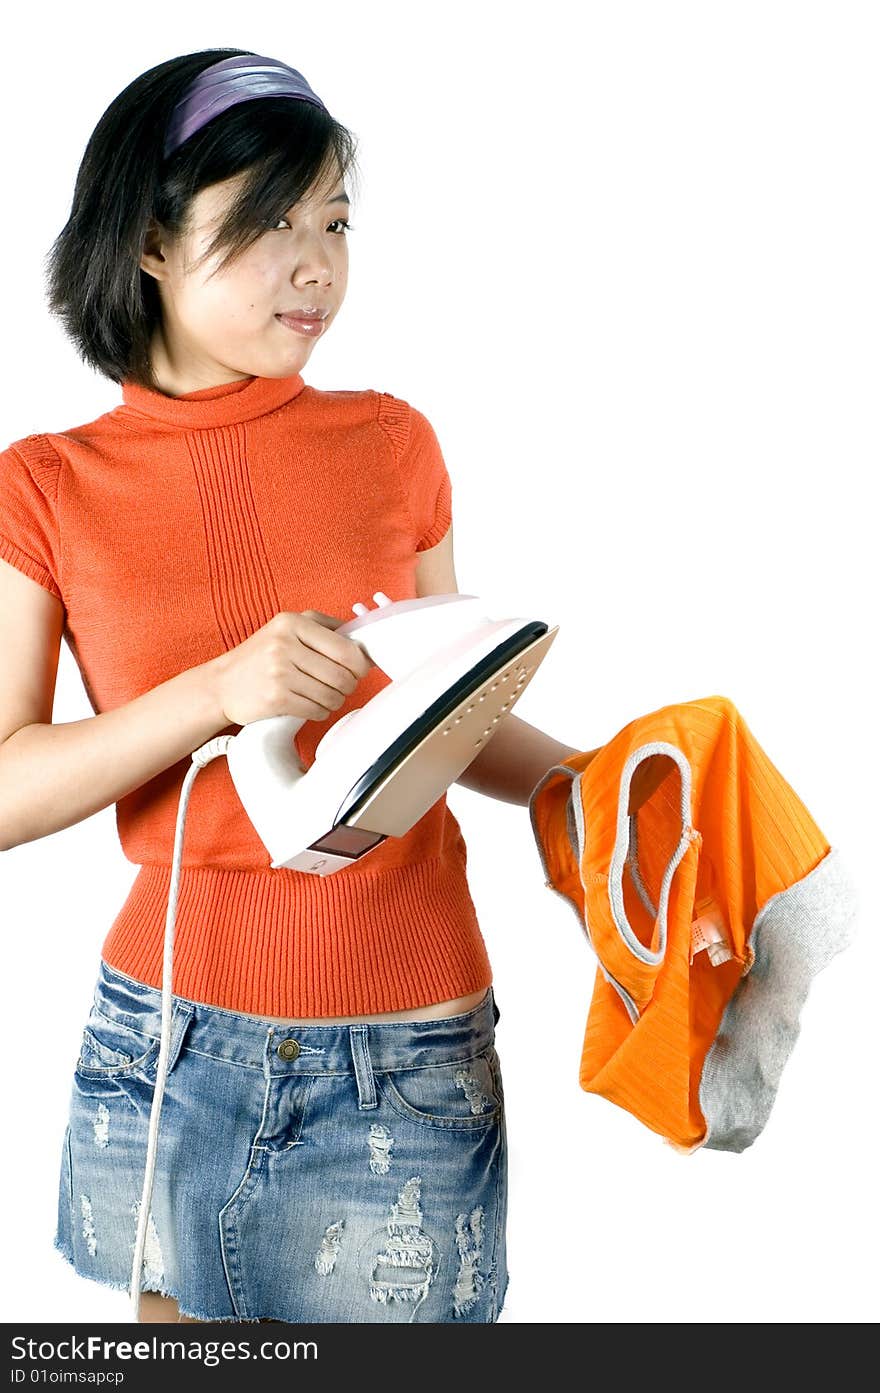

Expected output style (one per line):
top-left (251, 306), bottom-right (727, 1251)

top-left (378, 394), bottom-right (453, 552)
top-left (0, 435), bottom-right (64, 601)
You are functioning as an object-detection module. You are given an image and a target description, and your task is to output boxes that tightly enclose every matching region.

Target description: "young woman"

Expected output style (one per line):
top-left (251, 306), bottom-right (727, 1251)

top-left (0, 48), bottom-right (585, 1324)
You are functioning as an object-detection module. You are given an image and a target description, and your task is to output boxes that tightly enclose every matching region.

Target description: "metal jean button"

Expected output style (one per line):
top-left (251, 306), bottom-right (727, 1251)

top-left (277, 1037), bottom-right (301, 1061)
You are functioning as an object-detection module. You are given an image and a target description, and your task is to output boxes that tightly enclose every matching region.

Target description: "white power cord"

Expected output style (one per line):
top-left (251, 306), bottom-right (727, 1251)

top-left (129, 734), bottom-right (234, 1322)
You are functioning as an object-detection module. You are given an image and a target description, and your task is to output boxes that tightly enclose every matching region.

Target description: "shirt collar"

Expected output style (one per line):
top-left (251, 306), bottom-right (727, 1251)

top-left (118, 372), bottom-right (307, 429)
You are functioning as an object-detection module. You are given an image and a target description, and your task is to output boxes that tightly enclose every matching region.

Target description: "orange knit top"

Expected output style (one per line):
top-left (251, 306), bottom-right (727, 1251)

top-left (0, 373), bottom-right (492, 1016)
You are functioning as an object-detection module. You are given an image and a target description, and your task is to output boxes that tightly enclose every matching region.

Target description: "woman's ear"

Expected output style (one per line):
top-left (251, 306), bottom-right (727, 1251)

top-left (139, 219), bottom-right (172, 283)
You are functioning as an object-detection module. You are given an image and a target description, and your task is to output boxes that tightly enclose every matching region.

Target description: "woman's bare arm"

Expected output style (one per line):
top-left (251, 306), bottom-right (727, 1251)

top-left (0, 557), bottom-right (225, 851)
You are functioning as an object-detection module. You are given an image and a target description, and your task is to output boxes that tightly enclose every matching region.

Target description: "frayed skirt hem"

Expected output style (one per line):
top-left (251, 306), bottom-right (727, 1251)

top-left (51, 1233), bottom-right (258, 1324)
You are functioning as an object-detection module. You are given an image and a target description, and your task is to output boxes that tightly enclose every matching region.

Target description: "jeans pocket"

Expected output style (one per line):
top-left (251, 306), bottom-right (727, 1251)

top-left (376, 1048), bottom-right (502, 1130)
top-left (75, 1008), bottom-right (161, 1080)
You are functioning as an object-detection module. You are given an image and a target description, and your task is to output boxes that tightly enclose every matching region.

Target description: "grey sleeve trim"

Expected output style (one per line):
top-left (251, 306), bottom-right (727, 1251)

top-left (699, 845), bottom-right (860, 1153)
top-left (528, 761), bottom-right (641, 1024)
top-left (527, 762), bottom-right (587, 940)
top-left (608, 740), bottom-right (693, 968)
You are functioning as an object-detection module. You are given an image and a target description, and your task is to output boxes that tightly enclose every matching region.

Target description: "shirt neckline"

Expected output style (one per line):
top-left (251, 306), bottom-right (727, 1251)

top-left (117, 372), bottom-right (307, 429)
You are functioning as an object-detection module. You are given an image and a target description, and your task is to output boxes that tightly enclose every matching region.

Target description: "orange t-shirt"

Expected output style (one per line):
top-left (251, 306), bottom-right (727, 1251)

top-left (0, 373), bottom-right (492, 1016)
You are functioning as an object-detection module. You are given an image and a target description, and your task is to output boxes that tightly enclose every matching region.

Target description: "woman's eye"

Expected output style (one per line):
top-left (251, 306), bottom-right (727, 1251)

top-left (271, 217), bottom-right (354, 234)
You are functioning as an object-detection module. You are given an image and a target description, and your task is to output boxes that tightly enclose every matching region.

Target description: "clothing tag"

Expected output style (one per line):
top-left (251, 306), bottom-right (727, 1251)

top-left (690, 898), bottom-right (733, 966)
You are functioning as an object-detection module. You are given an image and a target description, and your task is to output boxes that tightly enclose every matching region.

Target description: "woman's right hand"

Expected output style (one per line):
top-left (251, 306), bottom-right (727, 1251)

top-left (208, 610), bottom-right (375, 728)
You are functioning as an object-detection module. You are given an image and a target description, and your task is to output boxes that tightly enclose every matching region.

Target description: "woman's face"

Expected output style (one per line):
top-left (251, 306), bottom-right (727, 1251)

top-left (139, 163), bottom-right (350, 395)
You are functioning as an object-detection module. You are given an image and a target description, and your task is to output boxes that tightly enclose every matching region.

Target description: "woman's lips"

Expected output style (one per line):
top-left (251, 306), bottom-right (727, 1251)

top-left (276, 313), bottom-right (326, 337)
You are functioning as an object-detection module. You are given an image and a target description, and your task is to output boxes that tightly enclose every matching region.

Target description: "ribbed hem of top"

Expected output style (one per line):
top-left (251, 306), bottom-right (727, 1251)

top-left (99, 855), bottom-right (492, 1018)
top-left (417, 490), bottom-right (452, 551)
top-left (0, 536), bottom-right (63, 600)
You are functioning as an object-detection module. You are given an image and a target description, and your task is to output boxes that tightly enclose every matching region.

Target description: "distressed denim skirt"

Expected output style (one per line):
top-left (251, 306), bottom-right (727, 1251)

top-left (54, 959), bottom-right (509, 1323)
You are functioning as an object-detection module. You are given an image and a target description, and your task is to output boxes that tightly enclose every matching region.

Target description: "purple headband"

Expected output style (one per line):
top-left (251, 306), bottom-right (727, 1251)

top-left (163, 53), bottom-right (328, 159)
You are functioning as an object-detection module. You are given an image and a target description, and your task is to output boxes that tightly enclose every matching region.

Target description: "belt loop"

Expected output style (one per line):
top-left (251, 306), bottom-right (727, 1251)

top-left (165, 1001), bottom-right (195, 1074)
top-left (349, 1024), bottom-right (378, 1109)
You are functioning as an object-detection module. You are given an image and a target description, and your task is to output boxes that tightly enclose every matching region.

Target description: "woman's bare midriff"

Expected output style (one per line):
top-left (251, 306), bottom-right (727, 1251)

top-left (235, 987), bottom-right (490, 1027)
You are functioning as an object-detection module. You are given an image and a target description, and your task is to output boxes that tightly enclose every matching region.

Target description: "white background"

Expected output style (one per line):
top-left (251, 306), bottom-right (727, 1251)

top-left (1, 1), bottom-right (877, 1325)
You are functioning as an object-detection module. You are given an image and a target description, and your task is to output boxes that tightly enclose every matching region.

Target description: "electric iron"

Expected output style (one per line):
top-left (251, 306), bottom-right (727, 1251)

top-left (226, 590), bottom-right (559, 872)
top-left (129, 591), bottom-right (558, 1318)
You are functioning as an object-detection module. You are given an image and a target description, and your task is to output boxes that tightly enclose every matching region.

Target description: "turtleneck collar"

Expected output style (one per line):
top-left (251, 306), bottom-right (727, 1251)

top-left (118, 372), bottom-right (307, 429)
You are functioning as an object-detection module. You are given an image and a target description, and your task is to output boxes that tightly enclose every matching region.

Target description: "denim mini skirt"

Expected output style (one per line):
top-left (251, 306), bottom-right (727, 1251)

top-left (54, 959), bottom-right (509, 1323)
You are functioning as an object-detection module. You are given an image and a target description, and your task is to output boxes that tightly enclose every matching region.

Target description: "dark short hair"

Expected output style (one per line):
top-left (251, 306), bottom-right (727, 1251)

top-left (44, 48), bottom-right (360, 390)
